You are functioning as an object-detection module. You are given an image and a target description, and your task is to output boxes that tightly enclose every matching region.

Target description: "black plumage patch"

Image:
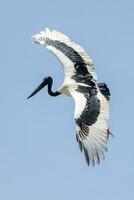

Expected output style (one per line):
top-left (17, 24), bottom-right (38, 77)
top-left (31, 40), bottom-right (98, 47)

top-left (77, 87), bottom-right (100, 124)
top-left (76, 85), bottom-right (97, 96)
top-left (97, 82), bottom-right (110, 101)
top-left (74, 62), bottom-right (88, 76)
top-left (72, 73), bottom-right (96, 86)
top-left (45, 38), bottom-right (90, 77)
top-left (75, 87), bottom-right (100, 140)
top-left (76, 94), bottom-right (100, 127)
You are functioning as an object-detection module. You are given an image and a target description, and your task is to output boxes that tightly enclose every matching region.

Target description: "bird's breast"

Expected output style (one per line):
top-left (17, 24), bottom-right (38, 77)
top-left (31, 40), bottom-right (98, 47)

top-left (59, 84), bottom-right (78, 96)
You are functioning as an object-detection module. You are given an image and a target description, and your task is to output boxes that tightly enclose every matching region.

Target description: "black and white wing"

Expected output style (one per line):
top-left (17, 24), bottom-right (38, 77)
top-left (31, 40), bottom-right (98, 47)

top-left (32, 28), bottom-right (97, 82)
top-left (32, 28), bottom-right (111, 166)
top-left (71, 84), bottom-right (110, 166)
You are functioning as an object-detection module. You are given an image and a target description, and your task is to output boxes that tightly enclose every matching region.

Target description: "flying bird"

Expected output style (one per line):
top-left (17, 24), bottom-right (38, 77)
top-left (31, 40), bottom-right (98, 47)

top-left (28, 28), bottom-right (111, 166)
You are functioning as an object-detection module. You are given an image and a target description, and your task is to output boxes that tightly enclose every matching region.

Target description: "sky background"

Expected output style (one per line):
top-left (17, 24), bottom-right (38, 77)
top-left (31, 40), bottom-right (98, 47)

top-left (0, 0), bottom-right (134, 199)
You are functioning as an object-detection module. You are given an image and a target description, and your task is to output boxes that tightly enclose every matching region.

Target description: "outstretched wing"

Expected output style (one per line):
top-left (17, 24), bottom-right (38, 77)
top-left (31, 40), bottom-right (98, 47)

top-left (71, 84), bottom-right (110, 166)
top-left (32, 28), bottom-right (97, 83)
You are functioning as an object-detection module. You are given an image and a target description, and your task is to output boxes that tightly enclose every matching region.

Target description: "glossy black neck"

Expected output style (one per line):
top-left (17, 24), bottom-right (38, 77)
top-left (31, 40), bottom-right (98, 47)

top-left (47, 77), bottom-right (61, 97)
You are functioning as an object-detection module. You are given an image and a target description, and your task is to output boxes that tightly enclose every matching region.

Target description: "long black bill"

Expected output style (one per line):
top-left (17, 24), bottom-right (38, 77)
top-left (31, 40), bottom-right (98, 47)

top-left (27, 79), bottom-right (47, 99)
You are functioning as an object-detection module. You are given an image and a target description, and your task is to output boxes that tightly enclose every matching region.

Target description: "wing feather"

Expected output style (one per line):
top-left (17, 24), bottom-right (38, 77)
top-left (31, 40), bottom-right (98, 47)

top-left (71, 87), bottom-right (110, 166)
top-left (32, 28), bottom-right (97, 81)
top-left (31, 28), bottom-right (111, 166)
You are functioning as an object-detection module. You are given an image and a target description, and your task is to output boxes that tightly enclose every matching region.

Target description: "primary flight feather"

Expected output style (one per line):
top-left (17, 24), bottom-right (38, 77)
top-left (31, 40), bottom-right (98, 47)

top-left (28, 28), bottom-right (111, 166)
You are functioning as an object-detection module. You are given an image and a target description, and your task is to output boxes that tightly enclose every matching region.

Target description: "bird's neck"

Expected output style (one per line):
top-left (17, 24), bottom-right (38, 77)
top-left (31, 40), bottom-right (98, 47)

top-left (47, 80), bottom-right (61, 97)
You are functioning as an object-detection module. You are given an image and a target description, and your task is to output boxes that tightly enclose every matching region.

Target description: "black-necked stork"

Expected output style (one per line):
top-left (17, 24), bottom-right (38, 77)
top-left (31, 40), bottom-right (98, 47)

top-left (28, 28), bottom-right (111, 166)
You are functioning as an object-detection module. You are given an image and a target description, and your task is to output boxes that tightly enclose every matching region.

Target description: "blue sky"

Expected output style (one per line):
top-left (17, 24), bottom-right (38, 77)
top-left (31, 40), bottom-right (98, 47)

top-left (0, 0), bottom-right (134, 199)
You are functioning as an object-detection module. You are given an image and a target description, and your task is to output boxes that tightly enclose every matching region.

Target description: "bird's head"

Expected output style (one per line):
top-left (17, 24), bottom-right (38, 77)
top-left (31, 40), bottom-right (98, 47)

top-left (27, 76), bottom-right (52, 99)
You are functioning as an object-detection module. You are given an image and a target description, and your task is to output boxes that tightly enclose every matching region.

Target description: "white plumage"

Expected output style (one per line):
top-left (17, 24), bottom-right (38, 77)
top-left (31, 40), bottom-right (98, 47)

top-left (29, 28), bottom-right (111, 166)
top-left (33, 28), bottom-right (97, 81)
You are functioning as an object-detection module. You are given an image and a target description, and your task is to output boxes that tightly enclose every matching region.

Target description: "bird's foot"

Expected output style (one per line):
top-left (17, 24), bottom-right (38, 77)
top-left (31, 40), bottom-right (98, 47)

top-left (106, 128), bottom-right (114, 140)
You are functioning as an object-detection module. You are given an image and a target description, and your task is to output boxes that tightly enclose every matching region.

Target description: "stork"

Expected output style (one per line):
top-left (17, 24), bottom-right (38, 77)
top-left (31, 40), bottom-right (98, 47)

top-left (28, 28), bottom-right (111, 166)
